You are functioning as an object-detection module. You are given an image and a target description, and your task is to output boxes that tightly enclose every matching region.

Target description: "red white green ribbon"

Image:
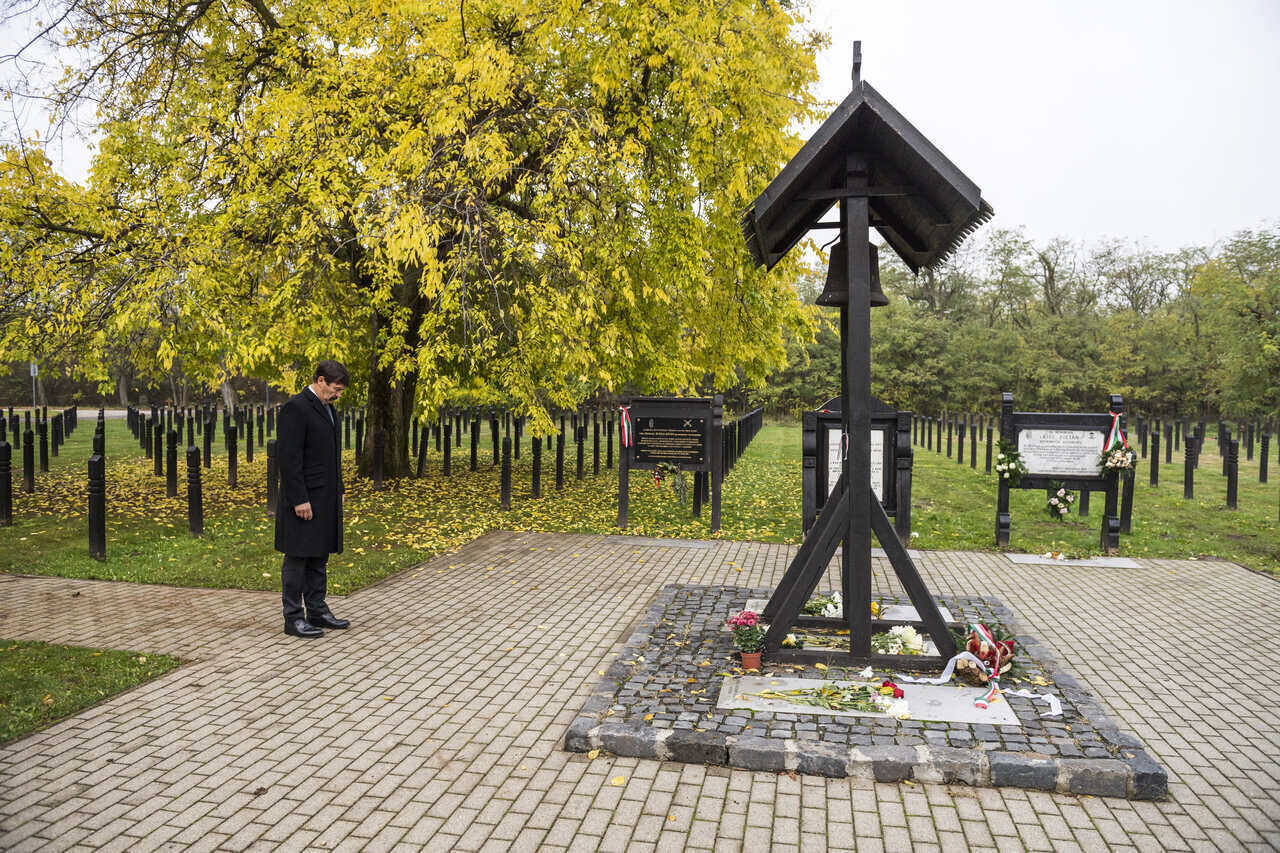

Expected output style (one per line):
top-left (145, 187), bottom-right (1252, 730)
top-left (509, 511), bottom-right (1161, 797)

top-left (971, 622), bottom-right (997, 647)
top-left (968, 622), bottom-right (1006, 709)
top-left (1103, 412), bottom-right (1128, 452)
top-left (974, 681), bottom-right (1002, 709)
top-left (619, 405), bottom-right (633, 448)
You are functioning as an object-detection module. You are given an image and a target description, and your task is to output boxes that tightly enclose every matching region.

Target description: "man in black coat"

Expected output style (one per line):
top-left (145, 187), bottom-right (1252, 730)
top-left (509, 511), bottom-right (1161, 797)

top-left (275, 360), bottom-right (350, 638)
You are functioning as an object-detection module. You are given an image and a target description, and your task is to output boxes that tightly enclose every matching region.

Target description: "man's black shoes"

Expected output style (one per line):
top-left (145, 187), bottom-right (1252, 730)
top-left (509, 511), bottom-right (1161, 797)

top-left (308, 612), bottom-right (350, 630)
top-left (285, 618), bottom-right (324, 638)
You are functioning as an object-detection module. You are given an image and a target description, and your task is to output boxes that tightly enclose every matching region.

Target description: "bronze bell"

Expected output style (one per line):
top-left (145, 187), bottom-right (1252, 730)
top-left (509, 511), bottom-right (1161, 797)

top-left (815, 240), bottom-right (889, 307)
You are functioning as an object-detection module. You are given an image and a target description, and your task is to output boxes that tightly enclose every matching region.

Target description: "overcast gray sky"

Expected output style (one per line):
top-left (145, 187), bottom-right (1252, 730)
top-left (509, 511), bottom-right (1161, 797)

top-left (14, 0), bottom-right (1280, 251)
top-left (807, 0), bottom-right (1280, 250)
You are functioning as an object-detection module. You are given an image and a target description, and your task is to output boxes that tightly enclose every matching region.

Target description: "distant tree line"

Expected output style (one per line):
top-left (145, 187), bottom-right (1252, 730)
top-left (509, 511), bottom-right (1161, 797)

top-left (742, 226), bottom-right (1280, 421)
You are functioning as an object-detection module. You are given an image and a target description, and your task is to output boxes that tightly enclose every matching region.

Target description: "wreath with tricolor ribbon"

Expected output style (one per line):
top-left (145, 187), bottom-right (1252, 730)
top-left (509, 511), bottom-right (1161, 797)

top-left (1097, 412), bottom-right (1136, 478)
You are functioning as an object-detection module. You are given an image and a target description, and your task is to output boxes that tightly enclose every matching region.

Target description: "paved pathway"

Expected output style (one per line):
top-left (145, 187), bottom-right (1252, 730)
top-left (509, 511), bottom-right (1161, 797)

top-left (1, 532), bottom-right (1277, 852)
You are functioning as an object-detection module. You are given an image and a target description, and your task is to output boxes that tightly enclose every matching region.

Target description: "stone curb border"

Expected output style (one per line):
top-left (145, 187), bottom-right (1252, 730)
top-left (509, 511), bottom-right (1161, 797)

top-left (563, 585), bottom-right (1168, 800)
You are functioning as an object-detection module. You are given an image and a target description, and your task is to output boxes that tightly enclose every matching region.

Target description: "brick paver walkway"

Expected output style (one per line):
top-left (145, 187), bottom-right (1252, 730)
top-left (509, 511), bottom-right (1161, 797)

top-left (1, 531), bottom-right (1277, 852)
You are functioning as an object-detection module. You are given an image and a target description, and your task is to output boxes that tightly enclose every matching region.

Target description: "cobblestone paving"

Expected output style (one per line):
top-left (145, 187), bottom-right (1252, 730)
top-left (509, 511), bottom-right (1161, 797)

top-left (1, 531), bottom-right (1278, 851)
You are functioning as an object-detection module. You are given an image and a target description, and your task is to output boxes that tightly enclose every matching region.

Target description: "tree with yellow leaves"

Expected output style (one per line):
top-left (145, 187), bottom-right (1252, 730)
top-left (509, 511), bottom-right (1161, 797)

top-left (2, 0), bottom-right (824, 475)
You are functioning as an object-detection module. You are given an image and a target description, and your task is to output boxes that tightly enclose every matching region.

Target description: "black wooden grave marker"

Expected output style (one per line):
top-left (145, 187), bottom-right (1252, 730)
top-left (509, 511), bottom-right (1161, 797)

top-left (617, 396), bottom-right (723, 532)
top-left (995, 392), bottom-right (1125, 554)
top-left (801, 396), bottom-right (912, 543)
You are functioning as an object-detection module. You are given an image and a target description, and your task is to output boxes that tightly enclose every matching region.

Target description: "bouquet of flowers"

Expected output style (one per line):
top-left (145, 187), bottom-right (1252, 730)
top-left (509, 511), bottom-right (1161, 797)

top-left (802, 592), bottom-right (842, 617)
top-left (726, 610), bottom-right (766, 653)
top-left (870, 625), bottom-right (926, 655)
top-left (1045, 483), bottom-right (1076, 521)
top-left (994, 440), bottom-right (1028, 486)
top-left (802, 592), bottom-right (881, 619)
top-left (753, 679), bottom-right (908, 718)
top-left (654, 461), bottom-right (689, 503)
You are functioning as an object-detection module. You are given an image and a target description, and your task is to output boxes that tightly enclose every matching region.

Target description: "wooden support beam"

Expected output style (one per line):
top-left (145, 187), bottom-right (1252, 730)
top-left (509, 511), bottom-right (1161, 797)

top-left (843, 152), bottom-right (873, 658)
top-left (868, 489), bottom-right (957, 660)
top-left (761, 479), bottom-right (848, 651)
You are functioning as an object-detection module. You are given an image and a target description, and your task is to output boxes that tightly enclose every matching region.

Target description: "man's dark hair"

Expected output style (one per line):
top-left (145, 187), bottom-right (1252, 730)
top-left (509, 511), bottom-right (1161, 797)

top-left (313, 360), bottom-right (350, 386)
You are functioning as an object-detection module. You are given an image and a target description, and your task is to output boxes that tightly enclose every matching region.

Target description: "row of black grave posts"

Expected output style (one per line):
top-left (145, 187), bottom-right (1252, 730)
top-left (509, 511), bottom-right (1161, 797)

top-left (398, 404), bottom-right (620, 509)
top-left (0, 406), bottom-right (79, 497)
top-left (10, 398), bottom-right (281, 557)
top-left (125, 401), bottom-right (289, 530)
top-left (722, 407), bottom-right (764, 478)
top-left (913, 412), bottom-right (995, 475)
top-left (1136, 412), bottom-right (1276, 519)
top-left (0, 419), bottom-right (11, 525)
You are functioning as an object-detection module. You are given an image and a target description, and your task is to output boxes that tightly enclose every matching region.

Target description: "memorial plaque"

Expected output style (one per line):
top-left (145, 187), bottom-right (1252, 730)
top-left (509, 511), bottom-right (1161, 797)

top-left (633, 416), bottom-right (707, 466)
top-left (825, 426), bottom-right (886, 500)
top-left (1018, 428), bottom-right (1104, 478)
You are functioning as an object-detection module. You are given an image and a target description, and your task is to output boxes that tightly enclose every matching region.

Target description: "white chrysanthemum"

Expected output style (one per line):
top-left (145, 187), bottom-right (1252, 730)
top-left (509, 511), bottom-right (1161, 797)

top-left (889, 625), bottom-right (924, 653)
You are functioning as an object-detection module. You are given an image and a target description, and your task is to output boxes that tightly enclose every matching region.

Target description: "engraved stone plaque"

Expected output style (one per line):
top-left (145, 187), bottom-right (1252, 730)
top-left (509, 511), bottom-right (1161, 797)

top-left (825, 426), bottom-right (885, 500)
top-left (1017, 428), bottom-right (1104, 477)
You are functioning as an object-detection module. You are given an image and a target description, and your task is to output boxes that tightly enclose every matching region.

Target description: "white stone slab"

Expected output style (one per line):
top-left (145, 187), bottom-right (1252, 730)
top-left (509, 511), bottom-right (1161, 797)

top-left (717, 676), bottom-right (1021, 726)
top-left (880, 604), bottom-right (955, 623)
top-left (743, 599), bottom-right (953, 623)
top-left (1018, 427), bottom-right (1105, 477)
top-left (1006, 554), bottom-right (1141, 569)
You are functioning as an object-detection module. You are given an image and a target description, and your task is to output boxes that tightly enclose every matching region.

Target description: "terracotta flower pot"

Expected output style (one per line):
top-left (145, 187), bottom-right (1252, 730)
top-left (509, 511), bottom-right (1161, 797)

top-left (740, 651), bottom-right (762, 671)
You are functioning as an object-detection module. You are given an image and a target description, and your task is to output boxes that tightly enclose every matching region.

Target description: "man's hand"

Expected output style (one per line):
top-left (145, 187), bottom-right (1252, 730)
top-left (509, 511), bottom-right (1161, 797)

top-left (294, 502), bottom-right (313, 520)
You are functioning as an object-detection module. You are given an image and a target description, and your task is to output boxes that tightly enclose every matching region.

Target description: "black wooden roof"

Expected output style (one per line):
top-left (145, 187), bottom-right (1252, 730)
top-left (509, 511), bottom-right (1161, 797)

top-left (742, 81), bottom-right (992, 274)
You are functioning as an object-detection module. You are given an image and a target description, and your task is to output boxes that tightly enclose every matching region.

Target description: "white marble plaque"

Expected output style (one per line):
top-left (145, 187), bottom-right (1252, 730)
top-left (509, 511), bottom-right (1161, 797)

top-left (1017, 428), bottom-right (1104, 477)
top-left (717, 676), bottom-right (1021, 726)
top-left (825, 427), bottom-right (886, 500)
top-left (826, 427), bottom-right (841, 497)
top-left (879, 604), bottom-right (956, 623)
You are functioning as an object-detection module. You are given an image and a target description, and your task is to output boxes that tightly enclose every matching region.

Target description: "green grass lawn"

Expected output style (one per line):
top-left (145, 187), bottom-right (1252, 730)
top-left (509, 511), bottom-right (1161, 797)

top-left (0, 639), bottom-right (180, 744)
top-left (2, 418), bottom-right (1277, 598)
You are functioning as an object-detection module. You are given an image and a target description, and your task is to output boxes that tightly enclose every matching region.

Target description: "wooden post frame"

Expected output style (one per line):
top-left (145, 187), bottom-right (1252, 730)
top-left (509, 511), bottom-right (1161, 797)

top-left (616, 396), bottom-right (723, 533)
top-left (995, 391), bottom-right (1125, 555)
top-left (739, 42), bottom-right (989, 669)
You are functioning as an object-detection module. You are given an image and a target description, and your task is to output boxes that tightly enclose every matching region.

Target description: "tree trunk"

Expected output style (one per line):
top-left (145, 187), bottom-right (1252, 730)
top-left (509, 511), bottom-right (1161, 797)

top-left (220, 379), bottom-right (236, 409)
top-left (117, 374), bottom-right (131, 406)
top-left (360, 308), bottom-right (418, 478)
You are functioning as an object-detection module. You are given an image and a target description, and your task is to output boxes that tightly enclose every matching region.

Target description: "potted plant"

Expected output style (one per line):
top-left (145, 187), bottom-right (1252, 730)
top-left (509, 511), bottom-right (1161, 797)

top-left (727, 610), bottom-right (766, 670)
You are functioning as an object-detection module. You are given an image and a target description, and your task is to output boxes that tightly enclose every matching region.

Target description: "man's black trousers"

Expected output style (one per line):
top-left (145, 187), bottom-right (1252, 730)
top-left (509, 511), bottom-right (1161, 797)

top-left (282, 554), bottom-right (330, 622)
